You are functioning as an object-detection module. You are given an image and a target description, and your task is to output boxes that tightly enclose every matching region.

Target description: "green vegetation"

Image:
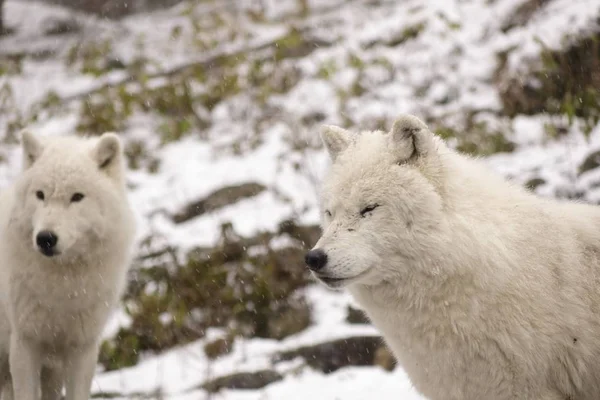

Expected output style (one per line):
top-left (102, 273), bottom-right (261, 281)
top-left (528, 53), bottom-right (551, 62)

top-left (98, 220), bottom-right (318, 371)
top-left (435, 121), bottom-right (515, 156)
top-left (498, 33), bottom-right (600, 135)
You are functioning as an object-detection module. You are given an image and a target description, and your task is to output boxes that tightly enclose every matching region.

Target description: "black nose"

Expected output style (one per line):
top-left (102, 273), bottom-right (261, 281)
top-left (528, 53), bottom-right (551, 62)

top-left (305, 249), bottom-right (328, 271)
top-left (36, 231), bottom-right (58, 251)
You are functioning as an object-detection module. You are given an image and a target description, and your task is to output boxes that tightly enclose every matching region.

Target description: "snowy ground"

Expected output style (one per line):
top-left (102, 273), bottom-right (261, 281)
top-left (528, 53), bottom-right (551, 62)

top-left (2, 0), bottom-right (600, 398)
top-left (94, 286), bottom-right (425, 400)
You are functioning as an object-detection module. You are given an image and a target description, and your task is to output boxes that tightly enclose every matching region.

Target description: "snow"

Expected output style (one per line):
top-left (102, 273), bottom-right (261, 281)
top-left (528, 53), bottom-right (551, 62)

top-left (93, 285), bottom-right (390, 398)
top-left (2, 0), bottom-right (600, 398)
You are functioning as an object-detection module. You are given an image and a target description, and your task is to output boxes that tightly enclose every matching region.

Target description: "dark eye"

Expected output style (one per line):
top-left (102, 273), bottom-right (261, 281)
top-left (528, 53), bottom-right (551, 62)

top-left (324, 210), bottom-right (332, 217)
top-left (71, 193), bottom-right (85, 203)
top-left (360, 204), bottom-right (380, 217)
top-left (35, 191), bottom-right (44, 200)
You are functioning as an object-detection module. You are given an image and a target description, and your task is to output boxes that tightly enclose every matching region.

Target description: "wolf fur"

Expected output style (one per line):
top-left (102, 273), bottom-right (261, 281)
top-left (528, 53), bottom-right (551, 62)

top-left (309, 114), bottom-right (600, 399)
top-left (0, 131), bottom-right (136, 400)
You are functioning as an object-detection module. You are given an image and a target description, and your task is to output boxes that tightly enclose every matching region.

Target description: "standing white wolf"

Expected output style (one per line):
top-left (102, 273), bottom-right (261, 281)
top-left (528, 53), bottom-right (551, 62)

top-left (0, 131), bottom-right (136, 400)
top-left (306, 115), bottom-right (600, 400)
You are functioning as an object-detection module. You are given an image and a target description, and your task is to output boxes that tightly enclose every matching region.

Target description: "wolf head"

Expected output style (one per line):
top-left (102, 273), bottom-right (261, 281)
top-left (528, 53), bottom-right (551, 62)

top-left (306, 115), bottom-right (447, 289)
top-left (12, 131), bottom-right (131, 262)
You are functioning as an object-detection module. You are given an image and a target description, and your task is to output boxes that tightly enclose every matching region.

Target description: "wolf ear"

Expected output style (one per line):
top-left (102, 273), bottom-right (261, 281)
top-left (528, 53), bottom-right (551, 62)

top-left (94, 132), bottom-right (123, 176)
top-left (320, 125), bottom-right (351, 161)
top-left (390, 115), bottom-right (432, 162)
top-left (21, 130), bottom-right (44, 170)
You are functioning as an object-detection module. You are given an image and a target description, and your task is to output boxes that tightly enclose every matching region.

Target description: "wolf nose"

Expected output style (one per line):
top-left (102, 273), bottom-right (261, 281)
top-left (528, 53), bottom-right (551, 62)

top-left (305, 249), bottom-right (328, 271)
top-left (36, 231), bottom-right (58, 251)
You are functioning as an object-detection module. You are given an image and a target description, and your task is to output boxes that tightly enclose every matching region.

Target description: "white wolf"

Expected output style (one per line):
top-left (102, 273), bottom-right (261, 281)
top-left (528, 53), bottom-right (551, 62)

top-left (306, 115), bottom-right (600, 400)
top-left (0, 131), bottom-right (136, 400)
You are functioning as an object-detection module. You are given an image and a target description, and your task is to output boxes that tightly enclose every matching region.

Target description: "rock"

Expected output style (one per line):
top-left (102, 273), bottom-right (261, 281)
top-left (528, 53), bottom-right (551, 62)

top-left (500, 0), bottom-right (550, 33)
top-left (579, 150), bottom-right (600, 176)
top-left (554, 185), bottom-right (585, 200)
top-left (277, 219), bottom-right (321, 250)
top-left (273, 336), bottom-right (383, 373)
top-left (267, 299), bottom-right (311, 340)
top-left (202, 370), bottom-right (283, 393)
top-left (40, 0), bottom-right (184, 19)
top-left (345, 305), bottom-right (370, 325)
top-left (42, 17), bottom-right (81, 36)
top-left (204, 336), bottom-right (234, 360)
top-left (524, 177), bottom-right (546, 191)
top-left (171, 182), bottom-right (266, 224)
top-left (374, 345), bottom-right (396, 371)
top-left (91, 391), bottom-right (122, 398)
top-left (0, 0), bottom-right (5, 35)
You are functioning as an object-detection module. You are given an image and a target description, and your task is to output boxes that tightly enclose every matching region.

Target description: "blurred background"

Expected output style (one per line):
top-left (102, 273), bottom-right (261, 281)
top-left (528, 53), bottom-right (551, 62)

top-left (1, 0), bottom-right (599, 398)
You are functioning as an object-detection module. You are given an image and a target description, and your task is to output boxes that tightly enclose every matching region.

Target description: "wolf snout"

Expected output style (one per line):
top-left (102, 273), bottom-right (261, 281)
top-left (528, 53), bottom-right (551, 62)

top-left (305, 248), bottom-right (328, 271)
top-left (36, 230), bottom-right (58, 257)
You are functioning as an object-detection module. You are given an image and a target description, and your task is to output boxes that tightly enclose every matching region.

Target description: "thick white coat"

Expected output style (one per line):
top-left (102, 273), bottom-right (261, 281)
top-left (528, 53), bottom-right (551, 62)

top-left (0, 132), bottom-right (136, 400)
top-left (313, 115), bottom-right (600, 400)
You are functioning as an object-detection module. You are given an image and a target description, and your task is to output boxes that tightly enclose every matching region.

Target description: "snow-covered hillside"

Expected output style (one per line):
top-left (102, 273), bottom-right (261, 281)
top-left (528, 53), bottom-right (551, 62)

top-left (1, 0), bottom-right (600, 398)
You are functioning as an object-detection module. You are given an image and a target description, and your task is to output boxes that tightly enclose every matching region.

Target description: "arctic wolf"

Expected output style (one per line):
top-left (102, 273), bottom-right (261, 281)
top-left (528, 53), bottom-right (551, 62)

top-left (0, 131), bottom-right (136, 400)
top-left (306, 115), bottom-right (600, 400)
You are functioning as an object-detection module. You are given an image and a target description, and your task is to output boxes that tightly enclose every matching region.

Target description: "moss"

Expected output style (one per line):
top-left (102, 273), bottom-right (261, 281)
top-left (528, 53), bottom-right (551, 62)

top-left (249, 60), bottom-right (301, 106)
top-left (44, 17), bottom-right (81, 36)
top-left (0, 54), bottom-right (23, 76)
top-left (389, 22), bottom-right (426, 46)
top-left (372, 56), bottom-right (394, 70)
top-left (317, 59), bottom-right (338, 80)
top-left (36, 91), bottom-right (62, 112)
top-left (99, 221), bottom-right (317, 370)
top-left (434, 122), bottom-right (515, 156)
top-left (125, 140), bottom-right (161, 172)
top-left (99, 329), bottom-right (141, 371)
top-left (204, 336), bottom-right (234, 360)
top-left (158, 118), bottom-right (193, 145)
top-left (297, 0), bottom-right (310, 18)
top-left (274, 28), bottom-right (304, 61)
top-left (0, 83), bottom-right (26, 143)
top-left (436, 11), bottom-right (461, 31)
top-left (542, 122), bottom-right (569, 139)
top-left (76, 74), bottom-right (211, 140)
top-left (501, 0), bottom-right (550, 33)
top-left (146, 80), bottom-right (195, 116)
top-left (350, 77), bottom-right (367, 97)
top-left (365, 22), bottom-right (426, 48)
top-left (66, 39), bottom-right (118, 77)
top-left (456, 130), bottom-right (515, 156)
top-left (198, 70), bottom-right (241, 112)
top-left (77, 88), bottom-right (129, 134)
top-left (170, 25), bottom-right (182, 40)
top-left (498, 33), bottom-right (600, 135)
top-left (273, 27), bottom-right (329, 61)
top-left (347, 53), bottom-right (365, 70)
top-left (125, 140), bottom-right (145, 170)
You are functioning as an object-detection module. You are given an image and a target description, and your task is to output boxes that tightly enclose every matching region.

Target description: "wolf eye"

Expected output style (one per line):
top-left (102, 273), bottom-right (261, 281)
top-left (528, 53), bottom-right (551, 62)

top-left (71, 193), bottom-right (85, 203)
top-left (324, 210), bottom-right (332, 217)
top-left (35, 191), bottom-right (44, 201)
top-left (360, 204), bottom-right (380, 217)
